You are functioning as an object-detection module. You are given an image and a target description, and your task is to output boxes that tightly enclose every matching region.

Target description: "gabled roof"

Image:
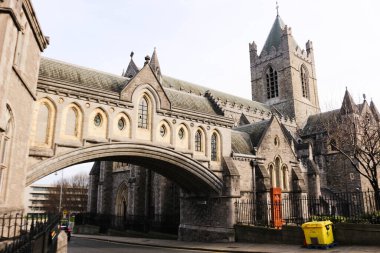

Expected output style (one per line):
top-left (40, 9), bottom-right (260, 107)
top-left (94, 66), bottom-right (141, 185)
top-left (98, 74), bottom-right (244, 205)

top-left (340, 89), bottom-right (358, 114)
top-left (149, 47), bottom-right (161, 77)
top-left (359, 100), bottom-right (371, 115)
top-left (261, 15), bottom-right (285, 55)
top-left (161, 76), bottom-right (271, 113)
top-left (301, 109), bottom-right (340, 136)
top-left (124, 57), bottom-right (139, 78)
top-left (164, 88), bottom-right (222, 115)
top-left (233, 119), bottom-right (271, 147)
top-left (39, 57), bottom-right (270, 117)
top-left (39, 57), bottom-right (129, 92)
top-left (231, 131), bottom-right (253, 154)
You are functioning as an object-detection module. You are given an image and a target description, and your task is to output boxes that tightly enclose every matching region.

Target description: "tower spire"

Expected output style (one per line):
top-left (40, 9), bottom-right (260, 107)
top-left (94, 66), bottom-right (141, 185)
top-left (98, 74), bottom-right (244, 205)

top-left (276, 1), bottom-right (279, 16)
top-left (150, 47), bottom-right (162, 79)
top-left (123, 51), bottom-right (139, 78)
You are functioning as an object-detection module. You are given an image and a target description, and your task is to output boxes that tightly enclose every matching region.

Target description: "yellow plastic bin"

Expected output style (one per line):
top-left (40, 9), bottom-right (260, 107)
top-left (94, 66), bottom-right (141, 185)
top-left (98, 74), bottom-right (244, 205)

top-left (301, 220), bottom-right (334, 247)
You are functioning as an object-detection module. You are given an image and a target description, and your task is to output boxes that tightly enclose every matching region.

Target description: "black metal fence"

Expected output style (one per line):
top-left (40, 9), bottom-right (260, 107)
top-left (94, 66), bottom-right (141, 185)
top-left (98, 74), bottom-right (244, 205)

top-left (75, 213), bottom-right (179, 234)
top-left (236, 191), bottom-right (380, 227)
top-left (0, 213), bottom-right (60, 253)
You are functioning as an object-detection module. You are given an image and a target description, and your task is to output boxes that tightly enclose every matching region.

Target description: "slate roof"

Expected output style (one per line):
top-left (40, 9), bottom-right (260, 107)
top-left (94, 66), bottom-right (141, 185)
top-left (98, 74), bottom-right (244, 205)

top-left (301, 110), bottom-right (340, 135)
top-left (261, 15), bottom-right (285, 54)
top-left (260, 15), bottom-right (301, 56)
top-left (161, 76), bottom-right (271, 113)
top-left (231, 131), bottom-right (253, 154)
top-left (124, 58), bottom-right (139, 78)
top-left (233, 120), bottom-right (271, 147)
top-left (164, 88), bottom-right (221, 115)
top-left (39, 57), bottom-right (270, 117)
top-left (39, 57), bottom-right (129, 92)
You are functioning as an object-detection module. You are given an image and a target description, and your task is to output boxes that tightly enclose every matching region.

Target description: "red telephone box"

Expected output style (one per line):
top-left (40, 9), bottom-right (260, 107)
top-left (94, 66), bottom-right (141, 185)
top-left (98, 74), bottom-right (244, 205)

top-left (271, 187), bottom-right (282, 229)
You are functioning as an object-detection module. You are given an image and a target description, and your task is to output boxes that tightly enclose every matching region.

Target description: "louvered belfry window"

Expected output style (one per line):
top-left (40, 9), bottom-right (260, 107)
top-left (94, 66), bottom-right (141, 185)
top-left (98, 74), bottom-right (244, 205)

top-left (301, 65), bottom-right (309, 99)
top-left (266, 66), bottom-right (279, 99)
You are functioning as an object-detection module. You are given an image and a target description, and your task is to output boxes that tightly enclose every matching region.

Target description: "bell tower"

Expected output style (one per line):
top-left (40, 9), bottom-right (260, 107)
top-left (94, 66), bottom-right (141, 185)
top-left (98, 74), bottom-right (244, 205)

top-left (249, 11), bottom-right (320, 126)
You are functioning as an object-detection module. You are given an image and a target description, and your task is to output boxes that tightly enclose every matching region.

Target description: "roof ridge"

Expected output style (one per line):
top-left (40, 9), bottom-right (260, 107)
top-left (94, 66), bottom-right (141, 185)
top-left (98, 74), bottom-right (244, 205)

top-left (41, 57), bottom-right (129, 81)
top-left (162, 75), bottom-right (270, 110)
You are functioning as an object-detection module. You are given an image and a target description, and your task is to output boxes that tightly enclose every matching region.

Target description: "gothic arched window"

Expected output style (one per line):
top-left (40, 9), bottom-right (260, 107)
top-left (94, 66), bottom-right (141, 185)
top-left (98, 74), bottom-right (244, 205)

top-left (282, 165), bottom-right (288, 190)
top-left (195, 130), bottom-right (202, 152)
top-left (36, 103), bottom-right (50, 144)
top-left (269, 164), bottom-right (274, 187)
top-left (266, 66), bottom-right (279, 99)
top-left (65, 106), bottom-right (79, 136)
top-left (138, 96), bottom-right (149, 129)
top-left (301, 65), bottom-right (309, 99)
top-left (34, 99), bottom-right (55, 147)
top-left (275, 157), bottom-right (281, 188)
top-left (211, 133), bottom-right (218, 161)
top-left (0, 106), bottom-right (14, 193)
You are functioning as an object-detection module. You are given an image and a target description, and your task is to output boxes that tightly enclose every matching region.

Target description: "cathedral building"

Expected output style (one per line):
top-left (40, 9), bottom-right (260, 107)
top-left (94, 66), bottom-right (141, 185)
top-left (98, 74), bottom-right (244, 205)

top-left (1, 1), bottom-right (378, 240)
top-left (86, 13), bottom-right (377, 231)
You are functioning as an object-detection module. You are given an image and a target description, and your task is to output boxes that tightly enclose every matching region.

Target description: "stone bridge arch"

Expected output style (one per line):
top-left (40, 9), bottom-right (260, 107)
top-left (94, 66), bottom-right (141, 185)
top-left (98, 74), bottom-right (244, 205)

top-left (26, 142), bottom-right (223, 195)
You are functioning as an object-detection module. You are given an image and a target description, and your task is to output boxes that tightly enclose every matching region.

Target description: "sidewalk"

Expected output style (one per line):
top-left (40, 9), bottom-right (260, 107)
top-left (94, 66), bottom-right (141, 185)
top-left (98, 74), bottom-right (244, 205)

top-left (73, 234), bottom-right (380, 252)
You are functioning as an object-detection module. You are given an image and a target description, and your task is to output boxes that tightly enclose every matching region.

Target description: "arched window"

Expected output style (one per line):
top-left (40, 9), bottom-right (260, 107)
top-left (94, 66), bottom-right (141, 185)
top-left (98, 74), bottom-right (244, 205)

top-left (269, 164), bottom-right (274, 187)
top-left (282, 165), bottom-right (288, 190)
top-left (301, 65), bottom-right (309, 99)
top-left (178, 128), bottom-right (185, 140)
top-left (211, 133), bottom-right (218, 161)
top-left (266, 66), bottom-right (279, 99)
top-left (94, 113), bottom-right (102, 127)
top-left (159, 125), bottom-right (166, 137)
top-left (34, 99), bottom-right (55, 147)
top-left (118, 118), bottom-right (126, 131)
top-left (65, 107), bottom-right (78, 136)
top-left (275, 157), bottom-right (281, 188)
top-left (138, 96), bottom-right (149, 129)
top-left (36, 103), bottom-right (50, 144)
top-left (0, 106), bottom-right (14, 192)
top-left (195, 130), bottom-right (202, 152)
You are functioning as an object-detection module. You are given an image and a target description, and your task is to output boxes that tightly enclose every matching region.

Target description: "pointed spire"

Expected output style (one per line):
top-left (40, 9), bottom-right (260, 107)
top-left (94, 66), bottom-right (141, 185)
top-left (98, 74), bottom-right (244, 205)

top-left (124, 51), bottom-right (139, 78)
top-left (276, 1), bottom-right (279, 16)
top-left (340, 89), bottom-right (358, 115)
top-left (260, 14), bottom-right (286, 55)
top-left (149, 47), bottom-right (162, 78)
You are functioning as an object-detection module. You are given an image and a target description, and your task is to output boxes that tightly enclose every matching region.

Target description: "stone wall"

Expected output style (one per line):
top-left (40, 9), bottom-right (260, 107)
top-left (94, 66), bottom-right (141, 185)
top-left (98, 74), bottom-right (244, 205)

top-left (0, 0), bottom-right (47, 212)
top-left (179, 196), bottom-right (236, 242)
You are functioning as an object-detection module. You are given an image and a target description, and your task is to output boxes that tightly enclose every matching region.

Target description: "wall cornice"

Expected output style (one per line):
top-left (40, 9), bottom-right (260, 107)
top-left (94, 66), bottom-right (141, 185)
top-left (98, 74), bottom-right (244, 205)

top-left (23, 0), bottom-right (49, 51)
top-left (37, 78), bottom-right (235, 128)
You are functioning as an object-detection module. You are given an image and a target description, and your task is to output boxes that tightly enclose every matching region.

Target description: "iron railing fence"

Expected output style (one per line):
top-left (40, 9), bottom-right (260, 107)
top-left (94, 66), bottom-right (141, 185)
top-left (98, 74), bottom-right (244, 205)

top-left (0, 213), bottom-right (60, 253)
top-left (75, 213), bottom-right (180, 234)
top-left (236, 190), bottom-right (380, 227)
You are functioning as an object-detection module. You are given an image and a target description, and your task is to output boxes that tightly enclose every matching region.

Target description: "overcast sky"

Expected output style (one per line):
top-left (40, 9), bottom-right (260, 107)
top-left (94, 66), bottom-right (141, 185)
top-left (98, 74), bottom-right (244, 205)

top-left (31, 0), bottom-right (380, 183)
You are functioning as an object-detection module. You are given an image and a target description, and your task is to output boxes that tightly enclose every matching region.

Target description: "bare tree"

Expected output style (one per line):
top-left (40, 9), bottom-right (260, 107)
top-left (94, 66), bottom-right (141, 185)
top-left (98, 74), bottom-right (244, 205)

top-left (44, 172), bottom-right (89, 214)
top-left (324, 110), bottom-right (380, 210)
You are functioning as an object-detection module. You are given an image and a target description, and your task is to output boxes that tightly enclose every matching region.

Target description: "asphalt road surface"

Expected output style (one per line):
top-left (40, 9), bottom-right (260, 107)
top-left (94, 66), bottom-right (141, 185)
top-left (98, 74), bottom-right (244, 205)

top-left (68, 237), bottom-right (220, 253)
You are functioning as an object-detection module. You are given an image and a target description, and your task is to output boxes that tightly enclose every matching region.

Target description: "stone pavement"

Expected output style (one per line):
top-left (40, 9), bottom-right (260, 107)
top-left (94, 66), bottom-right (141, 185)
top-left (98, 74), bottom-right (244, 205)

top-left (73, 234), bottom-right (380, 252)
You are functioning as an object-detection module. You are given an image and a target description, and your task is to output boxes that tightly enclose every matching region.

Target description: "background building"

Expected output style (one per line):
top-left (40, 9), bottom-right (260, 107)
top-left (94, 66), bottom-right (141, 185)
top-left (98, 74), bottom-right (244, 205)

top-left (25, 184), bottom-right (88, 214)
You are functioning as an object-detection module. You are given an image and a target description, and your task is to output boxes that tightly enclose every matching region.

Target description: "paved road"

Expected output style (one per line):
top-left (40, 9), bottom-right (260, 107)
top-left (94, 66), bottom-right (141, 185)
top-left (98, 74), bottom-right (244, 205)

top-left (68, 237), bottom-right (220, 253)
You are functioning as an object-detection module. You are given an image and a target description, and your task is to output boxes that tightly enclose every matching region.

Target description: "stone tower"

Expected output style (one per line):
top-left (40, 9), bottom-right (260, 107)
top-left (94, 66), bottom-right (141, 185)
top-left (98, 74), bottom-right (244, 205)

top-left (249, 13), bottom-right (320, 126)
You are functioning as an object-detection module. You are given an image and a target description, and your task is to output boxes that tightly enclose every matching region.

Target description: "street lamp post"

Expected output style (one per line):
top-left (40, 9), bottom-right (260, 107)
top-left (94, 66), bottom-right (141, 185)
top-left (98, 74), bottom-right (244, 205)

top-left (56, 170), bottom-right (63, 214)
